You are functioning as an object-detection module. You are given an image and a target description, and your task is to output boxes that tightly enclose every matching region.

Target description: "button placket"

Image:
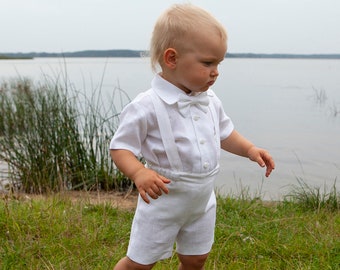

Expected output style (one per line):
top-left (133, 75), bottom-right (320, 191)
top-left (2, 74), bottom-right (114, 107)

top-left (190, 109), bottom-right (212, 172)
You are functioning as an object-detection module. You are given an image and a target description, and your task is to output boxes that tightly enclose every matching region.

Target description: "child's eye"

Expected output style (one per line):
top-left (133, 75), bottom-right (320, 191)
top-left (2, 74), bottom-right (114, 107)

top-left (202, 61), bottom-right (212, 66)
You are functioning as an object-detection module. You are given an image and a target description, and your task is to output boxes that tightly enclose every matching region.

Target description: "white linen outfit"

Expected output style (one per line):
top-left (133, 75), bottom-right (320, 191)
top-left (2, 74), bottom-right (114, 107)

top-left (110, 74), bottom-right (234, 265)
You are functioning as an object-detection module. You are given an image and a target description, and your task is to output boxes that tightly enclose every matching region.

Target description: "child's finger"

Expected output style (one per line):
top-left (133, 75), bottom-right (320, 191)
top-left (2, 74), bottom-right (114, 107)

top-left (158, 175), bottom-right (170, 194)
top-left (139, 190), bottom-right (150, 204)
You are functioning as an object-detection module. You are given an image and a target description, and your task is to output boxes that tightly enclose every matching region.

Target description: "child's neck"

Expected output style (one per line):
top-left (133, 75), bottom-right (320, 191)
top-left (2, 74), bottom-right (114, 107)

top-left (159, 72), bottom-right (192, 95)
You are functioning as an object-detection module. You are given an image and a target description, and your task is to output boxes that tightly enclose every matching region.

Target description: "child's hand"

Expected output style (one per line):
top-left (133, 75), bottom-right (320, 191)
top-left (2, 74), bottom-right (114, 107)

top-left (133, 168), bottom-right (171, 203)
top-left (247, 146), bottom-right (275, 177)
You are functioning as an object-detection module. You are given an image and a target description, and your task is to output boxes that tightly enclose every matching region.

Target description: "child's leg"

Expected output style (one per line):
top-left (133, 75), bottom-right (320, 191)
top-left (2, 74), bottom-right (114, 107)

top-left (114, 256), bottom-right (156, 270)
top-left (177, 253), bottom-right (209, 270)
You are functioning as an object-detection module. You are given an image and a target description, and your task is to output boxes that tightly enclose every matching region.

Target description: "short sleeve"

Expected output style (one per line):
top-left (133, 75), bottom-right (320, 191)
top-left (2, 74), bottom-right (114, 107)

top-left (109, 101), bottom-right (148, 157)
top-left (208, 90), bottom-right (234, 141)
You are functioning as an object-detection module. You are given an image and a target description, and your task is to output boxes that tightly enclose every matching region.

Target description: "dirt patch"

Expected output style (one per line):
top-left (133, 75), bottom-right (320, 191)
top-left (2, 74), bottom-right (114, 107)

top-left (1, 191), bottom-right (281, 210)
top-left (1, 190), bottom-right (139, 210)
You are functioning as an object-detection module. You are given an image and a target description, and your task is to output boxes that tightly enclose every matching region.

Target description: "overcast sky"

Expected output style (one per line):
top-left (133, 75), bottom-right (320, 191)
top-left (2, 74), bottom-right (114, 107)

top-left (1, 0), bottom-right (340, 54)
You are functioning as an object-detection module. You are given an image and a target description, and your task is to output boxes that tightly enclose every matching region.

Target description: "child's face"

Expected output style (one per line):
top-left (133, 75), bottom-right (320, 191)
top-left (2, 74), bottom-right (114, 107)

top-left (172, 31), bottom-right (227, 94)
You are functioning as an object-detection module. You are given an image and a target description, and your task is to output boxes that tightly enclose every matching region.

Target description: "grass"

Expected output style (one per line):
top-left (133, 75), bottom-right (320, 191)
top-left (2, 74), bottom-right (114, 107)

top-left (312, 86), bottom-right (327, 105)
top-left (311, 86), bottom-right (340, 117)
top-left (0, 193), bottom-right (133, 269)
top-left (285, 178), bottom-right (339, 212)
top-left (214, 196), bottom-right (340, 269)
top-left (0, 185), bottom-right (339, 270)
top-left (330, 101), bottom-right (340, 117)
top-left (0, 76), bottom-right (131, 193)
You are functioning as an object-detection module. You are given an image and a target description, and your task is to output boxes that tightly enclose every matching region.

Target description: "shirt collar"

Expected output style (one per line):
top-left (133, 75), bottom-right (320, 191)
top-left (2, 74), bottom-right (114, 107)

top-left (151, 74), bottom-right (184, 105)
top-left (151, 74), bottom-right (212, 105)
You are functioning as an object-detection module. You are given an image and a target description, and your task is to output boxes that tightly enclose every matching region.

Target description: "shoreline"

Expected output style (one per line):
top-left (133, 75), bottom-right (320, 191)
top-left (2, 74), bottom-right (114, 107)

top-left (2, 50), bottom-right (340, 60)
top-left (1, 190), bottom-right (284, 210)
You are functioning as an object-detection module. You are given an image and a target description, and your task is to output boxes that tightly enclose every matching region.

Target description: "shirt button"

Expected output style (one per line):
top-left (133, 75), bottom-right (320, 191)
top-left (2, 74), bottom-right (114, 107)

top-left (200, 139), bottom-right (205, 144)
top-left (203, 162), bottom-right (209, 169)
top-left (193, 115), bottom-right (200, 121)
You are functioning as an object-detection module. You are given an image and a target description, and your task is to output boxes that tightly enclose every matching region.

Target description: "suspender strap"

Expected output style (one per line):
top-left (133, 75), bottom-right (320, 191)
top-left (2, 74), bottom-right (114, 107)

top-left (150, 92), bottom-right (183, 172)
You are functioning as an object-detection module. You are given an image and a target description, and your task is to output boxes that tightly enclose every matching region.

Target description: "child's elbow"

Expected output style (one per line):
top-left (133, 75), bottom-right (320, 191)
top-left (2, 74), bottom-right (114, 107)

top-left (110, 149), bottom-right (118, 161)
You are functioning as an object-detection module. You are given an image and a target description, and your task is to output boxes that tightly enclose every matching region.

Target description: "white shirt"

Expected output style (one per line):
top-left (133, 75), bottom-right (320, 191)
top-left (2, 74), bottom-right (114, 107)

top-left (110, 74), bottom-right (234, 174)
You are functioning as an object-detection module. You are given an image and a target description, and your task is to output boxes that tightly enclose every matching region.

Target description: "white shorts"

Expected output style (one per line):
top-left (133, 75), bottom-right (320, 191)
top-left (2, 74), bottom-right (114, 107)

top-left (126, 173), bottom-right (217, 265)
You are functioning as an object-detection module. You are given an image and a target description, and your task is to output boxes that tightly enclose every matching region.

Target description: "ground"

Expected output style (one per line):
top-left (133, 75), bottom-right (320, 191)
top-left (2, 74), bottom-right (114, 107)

top-left (1, 190), bottom-right (138, 210)
top-left (1, 190), bottom-right (280, 210)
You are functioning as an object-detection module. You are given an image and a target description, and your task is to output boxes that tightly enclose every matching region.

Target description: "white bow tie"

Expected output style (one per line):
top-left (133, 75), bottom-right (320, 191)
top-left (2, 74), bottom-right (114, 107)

top-left (177, 93), bottom-right (210, 117)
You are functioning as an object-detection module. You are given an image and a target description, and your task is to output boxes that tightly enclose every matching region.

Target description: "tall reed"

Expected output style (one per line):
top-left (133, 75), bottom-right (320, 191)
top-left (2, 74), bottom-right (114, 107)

top-left (0, 76), bottom-right (130, 193)
top-left (284, 177), bottom-right (340, 212)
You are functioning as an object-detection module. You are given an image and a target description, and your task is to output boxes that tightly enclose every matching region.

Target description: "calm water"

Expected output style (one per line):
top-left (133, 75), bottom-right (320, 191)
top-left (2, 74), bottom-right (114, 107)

top-left (1, 57), bottom-right (339, 199)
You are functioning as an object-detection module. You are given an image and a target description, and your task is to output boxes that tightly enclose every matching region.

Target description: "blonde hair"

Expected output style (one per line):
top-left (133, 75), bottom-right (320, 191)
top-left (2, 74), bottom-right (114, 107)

top-left (150, 3), bottom-right (227, 72)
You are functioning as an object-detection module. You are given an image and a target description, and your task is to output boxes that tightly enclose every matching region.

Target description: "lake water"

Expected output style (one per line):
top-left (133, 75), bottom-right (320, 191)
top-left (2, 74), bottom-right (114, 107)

top-left (1, 57), bottom-right (339, 200)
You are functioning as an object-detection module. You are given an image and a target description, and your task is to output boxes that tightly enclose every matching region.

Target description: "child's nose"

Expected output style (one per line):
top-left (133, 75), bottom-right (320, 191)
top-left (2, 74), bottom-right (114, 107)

top-left (211, 66), bottom-right (219, 77)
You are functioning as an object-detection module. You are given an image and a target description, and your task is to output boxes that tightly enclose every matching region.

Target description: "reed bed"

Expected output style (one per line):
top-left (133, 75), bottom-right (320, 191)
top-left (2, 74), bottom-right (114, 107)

top-left (0, 76), bottom-right (130, 193)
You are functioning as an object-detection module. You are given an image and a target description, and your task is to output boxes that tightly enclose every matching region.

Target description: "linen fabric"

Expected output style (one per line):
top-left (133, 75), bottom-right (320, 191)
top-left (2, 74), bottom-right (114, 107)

top-left (110, 74), bottom-right (234, 174)
top-left (110, 74), bottom-right (234, 264)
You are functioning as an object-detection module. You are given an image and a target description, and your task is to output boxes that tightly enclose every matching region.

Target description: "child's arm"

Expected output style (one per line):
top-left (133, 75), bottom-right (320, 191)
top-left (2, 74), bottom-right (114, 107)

top-left (220, 130), bottom-right (275, 177)
top-left (110, 149), bottom-right (171, 203)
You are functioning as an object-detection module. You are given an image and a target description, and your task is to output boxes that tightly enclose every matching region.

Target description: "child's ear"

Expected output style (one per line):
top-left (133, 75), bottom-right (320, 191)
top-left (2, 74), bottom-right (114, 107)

top-left (163, 48), bottom-right (177, 69)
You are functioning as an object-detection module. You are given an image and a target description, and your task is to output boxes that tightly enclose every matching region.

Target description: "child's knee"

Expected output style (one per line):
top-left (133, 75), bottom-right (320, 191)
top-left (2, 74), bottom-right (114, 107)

top-left (177, 253), bottom-right (209, 269)
top-left (114, 256), bottom-right (155, 270)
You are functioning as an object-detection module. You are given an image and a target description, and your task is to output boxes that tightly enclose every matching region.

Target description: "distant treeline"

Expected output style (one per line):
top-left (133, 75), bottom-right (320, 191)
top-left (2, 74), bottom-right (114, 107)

top-left (227, 53), bottom-right (340, 59)
top-left (0, 54), bottom-right (33, 60)
top-left (1, 50), bottom-right (340, 59)
top-left (0, 50), bottom-right (142, 59)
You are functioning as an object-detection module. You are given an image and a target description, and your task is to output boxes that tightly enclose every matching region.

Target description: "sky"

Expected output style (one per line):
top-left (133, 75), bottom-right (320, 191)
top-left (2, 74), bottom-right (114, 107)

top-left (1, 0), bottom-right (340, 54)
